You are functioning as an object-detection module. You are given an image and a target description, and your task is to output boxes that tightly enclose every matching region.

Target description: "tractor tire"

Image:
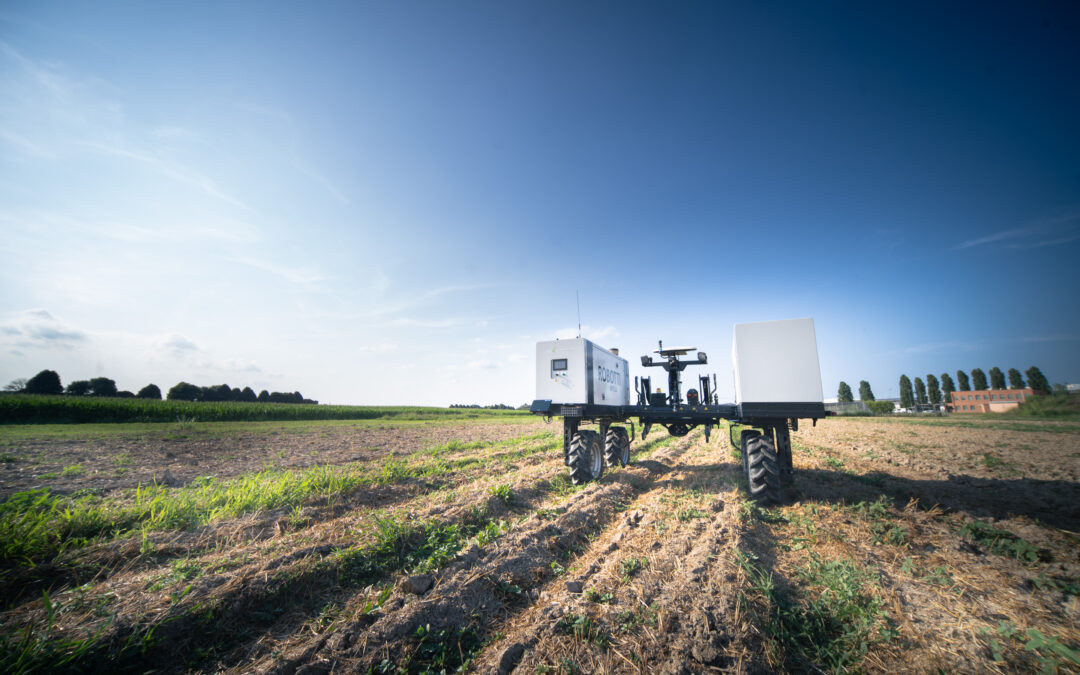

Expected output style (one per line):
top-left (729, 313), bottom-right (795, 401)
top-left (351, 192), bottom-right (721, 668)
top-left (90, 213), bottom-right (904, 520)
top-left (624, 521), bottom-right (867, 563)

top-left (745, 431), bottom-right (782, 504)
top-left (604, 426), bottom-right (631, 467)
top-left (741, 429), bottom-right (756, 480)
top-left (775, 426), bottom-right (794, 486)
top-left (568, 430), bottom-right (604, 485)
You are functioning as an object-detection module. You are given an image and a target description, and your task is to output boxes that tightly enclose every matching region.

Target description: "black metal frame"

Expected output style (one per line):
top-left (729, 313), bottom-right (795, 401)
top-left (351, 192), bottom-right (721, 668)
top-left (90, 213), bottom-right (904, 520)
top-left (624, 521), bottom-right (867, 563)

top-left (530, 398), bottom-right (827, 459)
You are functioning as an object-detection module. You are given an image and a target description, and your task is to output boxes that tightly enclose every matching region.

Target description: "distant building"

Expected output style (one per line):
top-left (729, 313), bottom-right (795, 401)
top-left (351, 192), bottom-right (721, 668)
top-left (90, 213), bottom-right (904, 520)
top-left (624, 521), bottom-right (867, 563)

top-left (950, 388), bottom-right (1034, 413)
top-left (824, 400), bottom-right (869, 414)
top-left (878, 397), bottom-right (902, 412)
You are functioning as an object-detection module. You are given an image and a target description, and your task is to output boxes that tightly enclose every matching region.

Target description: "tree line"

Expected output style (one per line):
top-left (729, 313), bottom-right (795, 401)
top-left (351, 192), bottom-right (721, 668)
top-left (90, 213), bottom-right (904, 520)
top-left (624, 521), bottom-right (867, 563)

top-left (837, 365), bottom-right (1050, 409)
top-left (3, 369), bottom-right (317, 405)
top-left (448, 403), bottom-right (518, 409)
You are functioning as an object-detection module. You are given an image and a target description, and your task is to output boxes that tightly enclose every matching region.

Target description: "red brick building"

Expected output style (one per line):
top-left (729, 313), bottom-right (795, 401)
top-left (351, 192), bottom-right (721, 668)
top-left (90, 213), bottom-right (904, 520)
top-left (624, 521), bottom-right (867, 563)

top-left (950, 388), bottom-right (1034, 413)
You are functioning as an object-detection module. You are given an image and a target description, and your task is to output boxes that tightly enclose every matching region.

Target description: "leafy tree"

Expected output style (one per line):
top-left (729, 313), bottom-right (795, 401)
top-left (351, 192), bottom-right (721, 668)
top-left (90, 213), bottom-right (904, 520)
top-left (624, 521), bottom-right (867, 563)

top-left (1007, 368), bottom-right (1025, 389)
top-left (230, 387), bottom-right (243, 401)
top-left (899, 375), bottom-right (914, 409)
top-left (956, 370), bottom-right (970, 391)
top-left (988, 367), bottom-right (1005, 390)
top-left (258, 390), bottom-right (270, 402)
top-left (867, 400), bottom-right (895, 415)
top-left (4, 378), bottom-right (27, 392)
top-left (940, 373), bottom-right (956, 404)
top-left (168, 382), bottom-right (201, 401)
top-left (837, 381), bottom-right (854, 403)
top-left (241, 386), bottom-right (258, 402)
top-left (25, 370), bottom-right (63, 395)
top-left (117, 390), bottom-right (135, 398)
top-left (858, 380), bottom-right (875, 402)
top-left (137, 384), bottom-right (162, 399)
top-left (914, 377), bottom-right (928, 405)
top-left (1025, 366), bottom-right (1050, 395)
top-left (88, 377), bottom-right (118, 397)
top-left (200, 384), bottom-right (232, 402)
top-left (66, 380), bottom-right (91, 396)
top-left (971, 368), bottom-right (988, 391)
top-left (926, 374), bottom-right (942, 405)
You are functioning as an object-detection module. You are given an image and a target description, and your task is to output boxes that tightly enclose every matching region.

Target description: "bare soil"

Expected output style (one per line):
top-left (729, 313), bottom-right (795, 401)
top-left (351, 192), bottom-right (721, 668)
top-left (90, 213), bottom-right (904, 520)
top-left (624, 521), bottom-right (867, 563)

top-left (1, 415), bottom-right (1077, 673)
top-left (0, 419), bottom-right (550, 498)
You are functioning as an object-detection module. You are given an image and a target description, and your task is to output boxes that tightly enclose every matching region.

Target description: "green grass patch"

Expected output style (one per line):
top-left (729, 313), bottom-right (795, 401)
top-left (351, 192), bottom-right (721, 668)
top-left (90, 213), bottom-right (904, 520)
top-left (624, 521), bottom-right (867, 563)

top-left (980, 620), bottom-right (1080, 671)
top-left (557, 613), bottom-right (610, 648)
top-left (488, 483), bottom-right (515, 506)
top-left (1003, 392), bottom-right (1080, 419)
top-left (847, 497), bottom-right (908, 547)
top-left (958, 521), bottom-right (1042, 562)
top-left (736, 549), bottom-right (896, 672)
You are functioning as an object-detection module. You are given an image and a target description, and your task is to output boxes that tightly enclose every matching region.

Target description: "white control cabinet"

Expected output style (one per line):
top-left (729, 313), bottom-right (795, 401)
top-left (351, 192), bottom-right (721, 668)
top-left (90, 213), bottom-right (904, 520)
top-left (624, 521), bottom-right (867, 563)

top-left (535, 338), bottom-right (630, 405)
top-left (732, 318), bottom-right (823, 403)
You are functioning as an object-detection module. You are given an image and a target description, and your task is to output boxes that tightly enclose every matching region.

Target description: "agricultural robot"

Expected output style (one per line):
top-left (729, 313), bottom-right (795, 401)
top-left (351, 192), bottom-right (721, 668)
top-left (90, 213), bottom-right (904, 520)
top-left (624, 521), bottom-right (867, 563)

top-left (530, 318), bottom-right (827, 503)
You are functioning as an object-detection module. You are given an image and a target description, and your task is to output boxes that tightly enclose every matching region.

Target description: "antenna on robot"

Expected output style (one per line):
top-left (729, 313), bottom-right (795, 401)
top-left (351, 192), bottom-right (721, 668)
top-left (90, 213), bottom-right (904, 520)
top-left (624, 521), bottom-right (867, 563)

top-left (576, 290), bottom-right (582, 338)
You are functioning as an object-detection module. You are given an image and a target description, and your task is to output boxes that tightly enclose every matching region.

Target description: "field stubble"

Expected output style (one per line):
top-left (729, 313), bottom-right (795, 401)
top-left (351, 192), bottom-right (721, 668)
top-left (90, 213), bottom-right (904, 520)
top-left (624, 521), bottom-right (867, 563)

top-left (0, 415), bottom-right (1078, 673)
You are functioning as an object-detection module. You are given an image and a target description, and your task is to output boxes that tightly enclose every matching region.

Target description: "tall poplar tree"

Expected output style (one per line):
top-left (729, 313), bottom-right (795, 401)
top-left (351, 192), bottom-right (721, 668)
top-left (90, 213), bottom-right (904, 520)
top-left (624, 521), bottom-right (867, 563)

top-left (989, 367), bottom-right (1005, 390)
top-left (1007, 368), bottom-right (1025, 389)
top-left (858, 380), bottom-right (875, 401)
top-left (971, 368), bottom-right (988, 391)
top-left (914, 377), bottom-right (928, 405)
top-left (926, 374), bottom-right (942, 405)
top-left (957, 370), bottom-right (970, 391)
top-left (940, 373), bottom-right (956, 403)
top-left (899, 375), bottom-right (914, 408)
top-left (1025, 366), bottom-right (1050, 395)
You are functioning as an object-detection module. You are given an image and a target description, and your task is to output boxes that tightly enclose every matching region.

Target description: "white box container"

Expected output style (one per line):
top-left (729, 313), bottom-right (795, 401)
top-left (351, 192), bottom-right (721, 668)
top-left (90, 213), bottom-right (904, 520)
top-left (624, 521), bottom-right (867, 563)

top-left (535, 338), bottom-right (630, 405)
top-left (732, 318), bottom-right (823, 403)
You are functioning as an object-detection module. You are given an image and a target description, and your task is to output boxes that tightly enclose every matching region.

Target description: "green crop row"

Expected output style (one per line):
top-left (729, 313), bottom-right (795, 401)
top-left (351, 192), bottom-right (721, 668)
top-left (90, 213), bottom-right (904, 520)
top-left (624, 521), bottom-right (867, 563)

top-left (0, 394), bottom-right (529, 425)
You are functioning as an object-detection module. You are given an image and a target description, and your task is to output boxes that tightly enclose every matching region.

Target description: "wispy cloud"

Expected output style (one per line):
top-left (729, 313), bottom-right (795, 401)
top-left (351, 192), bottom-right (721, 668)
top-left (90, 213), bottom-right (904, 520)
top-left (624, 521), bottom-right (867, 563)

top-left (0, 310), bottom-right (87, 349)
top-left (231, 256), bottom-right (325, 285)
top-left (956, 227), bottom-right (1033, 249)
top-left (1, 40), bottom-right (247, 209)
top-left (294, 162), bottom-right (350, 206)
top-left (80, 140), bottom-right (249, 209)
top-left (1006, 234), bottom-right (1080, 249)
top-left (0, 127), bottom-right (53, 157)
top-left (957, 208), bottom-right (1080, 250)
top-left (388, 317), bottom-right (464, 329)
top-left (232, 100), bottom-right (294, 125)
top-left (553, 325), bottom-right (621, 341)
top-left (1016, 334), bottom-right (1080, 344)
top-left (892, 340), bottom-right (983, 355)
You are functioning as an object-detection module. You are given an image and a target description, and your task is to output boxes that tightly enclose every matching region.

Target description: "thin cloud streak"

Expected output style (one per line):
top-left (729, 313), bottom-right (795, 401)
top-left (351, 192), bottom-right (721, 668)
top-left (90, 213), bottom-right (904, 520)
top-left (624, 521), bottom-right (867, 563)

top-left (80, 141), bottom-right (249, 210)
top-left (957, 208), bottom-right (1080, 250)
top-left (230, 256), bottom-right (325, 284)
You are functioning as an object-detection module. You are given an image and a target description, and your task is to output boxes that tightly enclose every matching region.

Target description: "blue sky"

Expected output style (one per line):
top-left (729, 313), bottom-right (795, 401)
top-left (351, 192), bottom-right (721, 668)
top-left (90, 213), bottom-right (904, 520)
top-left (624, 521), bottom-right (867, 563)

top-left (1, 1), bottom-right (1078, 405)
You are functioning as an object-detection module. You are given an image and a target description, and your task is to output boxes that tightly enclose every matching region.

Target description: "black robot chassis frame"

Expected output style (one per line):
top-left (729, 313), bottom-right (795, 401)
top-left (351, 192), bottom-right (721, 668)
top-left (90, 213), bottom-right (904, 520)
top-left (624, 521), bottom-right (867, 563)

top-left (530, 343), bottom-right (828, 503)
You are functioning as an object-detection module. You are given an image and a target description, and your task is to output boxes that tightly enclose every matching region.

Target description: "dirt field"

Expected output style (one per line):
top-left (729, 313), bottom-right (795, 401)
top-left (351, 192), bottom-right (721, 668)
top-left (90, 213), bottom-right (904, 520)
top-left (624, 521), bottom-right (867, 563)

top-left (1, 415), bottom-right (1078, 673)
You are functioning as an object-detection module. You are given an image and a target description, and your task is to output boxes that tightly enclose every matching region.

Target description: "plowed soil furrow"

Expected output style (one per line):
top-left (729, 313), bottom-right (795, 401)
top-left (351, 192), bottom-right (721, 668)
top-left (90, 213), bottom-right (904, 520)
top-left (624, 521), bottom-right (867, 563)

top-left (481, 432), bottom-right (754, 675)
top-left (233, 433), bottom-right (701, 674)
top-left (734, 419), bottom-right (1080, 674)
